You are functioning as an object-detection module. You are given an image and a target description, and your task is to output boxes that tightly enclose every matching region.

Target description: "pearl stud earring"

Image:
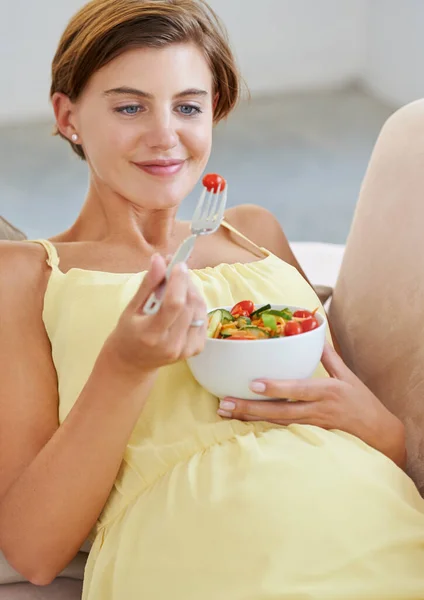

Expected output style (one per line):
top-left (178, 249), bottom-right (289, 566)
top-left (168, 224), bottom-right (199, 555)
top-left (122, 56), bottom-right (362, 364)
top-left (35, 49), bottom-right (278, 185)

top-left (71, 134), bottom-right (79, 142)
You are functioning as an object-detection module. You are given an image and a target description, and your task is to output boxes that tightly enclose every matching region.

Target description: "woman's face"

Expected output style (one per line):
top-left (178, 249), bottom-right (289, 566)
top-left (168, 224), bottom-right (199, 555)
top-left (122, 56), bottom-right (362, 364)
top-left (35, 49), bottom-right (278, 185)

top-left (70, 43), bottom-right (215, 210)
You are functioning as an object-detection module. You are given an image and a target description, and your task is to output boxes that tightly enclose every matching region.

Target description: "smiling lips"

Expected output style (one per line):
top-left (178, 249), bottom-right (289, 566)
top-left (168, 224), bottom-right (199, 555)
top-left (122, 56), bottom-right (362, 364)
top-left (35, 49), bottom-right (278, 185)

top-left (134, 158), bottom-right (186, 177)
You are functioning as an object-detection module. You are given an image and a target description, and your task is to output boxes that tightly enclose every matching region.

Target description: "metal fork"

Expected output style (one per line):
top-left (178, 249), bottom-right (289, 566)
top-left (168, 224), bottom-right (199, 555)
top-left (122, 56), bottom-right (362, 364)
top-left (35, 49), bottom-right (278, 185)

top-left (143, 183), bottom-right (228, 315)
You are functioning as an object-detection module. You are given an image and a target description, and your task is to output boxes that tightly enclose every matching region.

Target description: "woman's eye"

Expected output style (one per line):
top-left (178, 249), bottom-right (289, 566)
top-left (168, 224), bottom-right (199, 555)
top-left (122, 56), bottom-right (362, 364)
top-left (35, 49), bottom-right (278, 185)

top-left (178, 105), bottom-right (202, 116)
top-left (114, 104), bottom-right (202, 117)
top-left (115, 105), bottom-right (141, 116)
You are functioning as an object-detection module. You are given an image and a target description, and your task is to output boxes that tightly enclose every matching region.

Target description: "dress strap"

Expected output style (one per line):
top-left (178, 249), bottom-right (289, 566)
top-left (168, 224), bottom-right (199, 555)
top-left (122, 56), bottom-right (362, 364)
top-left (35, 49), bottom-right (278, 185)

top-left (30, 239), bottom-right (60, 268)
top-left (221, 220), bottom-right (270, 257)
top-left (29, 224), bottom-right (267, 267)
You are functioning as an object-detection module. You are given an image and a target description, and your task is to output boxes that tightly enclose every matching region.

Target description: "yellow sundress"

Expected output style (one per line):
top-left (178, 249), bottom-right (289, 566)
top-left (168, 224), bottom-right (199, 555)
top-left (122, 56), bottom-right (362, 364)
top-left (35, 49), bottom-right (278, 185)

top-left (31, 224), bottom-right (424, 600)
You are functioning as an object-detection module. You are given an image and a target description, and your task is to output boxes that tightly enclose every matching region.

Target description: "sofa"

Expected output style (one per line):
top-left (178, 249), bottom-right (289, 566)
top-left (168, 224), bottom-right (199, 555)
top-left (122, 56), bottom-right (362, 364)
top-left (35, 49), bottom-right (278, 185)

top-left (1, 98), bottom-right (424, 598)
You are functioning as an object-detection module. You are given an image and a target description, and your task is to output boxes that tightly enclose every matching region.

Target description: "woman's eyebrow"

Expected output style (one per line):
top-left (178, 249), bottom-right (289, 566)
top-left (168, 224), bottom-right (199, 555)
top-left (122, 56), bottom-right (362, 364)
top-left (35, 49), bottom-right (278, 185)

top-left (103, 86), bottom-right (208, 99)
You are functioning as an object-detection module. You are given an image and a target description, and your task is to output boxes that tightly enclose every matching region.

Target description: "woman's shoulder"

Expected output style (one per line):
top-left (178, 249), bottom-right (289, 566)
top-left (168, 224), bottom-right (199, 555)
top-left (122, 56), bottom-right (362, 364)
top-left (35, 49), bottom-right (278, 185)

top-left (0, 240), bottom-right (50, 292)
top-left (0, 241), bottom-right (52, 353)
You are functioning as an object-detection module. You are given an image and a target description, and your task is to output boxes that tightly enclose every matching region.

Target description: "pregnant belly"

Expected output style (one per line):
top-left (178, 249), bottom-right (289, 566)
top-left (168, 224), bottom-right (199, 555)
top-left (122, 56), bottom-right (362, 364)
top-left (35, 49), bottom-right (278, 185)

top-left (88, 426), bottom-right (424, 600)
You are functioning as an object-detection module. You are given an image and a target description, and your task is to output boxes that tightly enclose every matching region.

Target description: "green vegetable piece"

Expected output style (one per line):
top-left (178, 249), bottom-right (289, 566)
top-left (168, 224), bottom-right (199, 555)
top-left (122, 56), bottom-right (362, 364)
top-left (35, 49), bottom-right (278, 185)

top-left (220, 309), bottom-right (234, 324)
top-left (220, 330), bottom-right (233, 338)
top-left (259, 308), bottom-right (292, 321)
top-left (240, 326), bottom-right (270, 339)
top-left (207, 310), bottom-right (222, 338)
top-left (280, 310), bottom-right (293, 321)
top-left (265, 309), bottom-right (285, 317)
top-left (261, 312), bottom-right (277, 331)
top-left (236, 316), bottom-right (252, 327)
top-left (250, 304), bottom-right (271, 319)
top-left (264, 308), bottom-right (293, 321)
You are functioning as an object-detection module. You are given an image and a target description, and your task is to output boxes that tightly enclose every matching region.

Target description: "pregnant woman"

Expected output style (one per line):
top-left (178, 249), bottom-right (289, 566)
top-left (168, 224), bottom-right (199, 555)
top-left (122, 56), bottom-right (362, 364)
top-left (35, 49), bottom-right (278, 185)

top-left (1, 1), bottom-right (424, 599)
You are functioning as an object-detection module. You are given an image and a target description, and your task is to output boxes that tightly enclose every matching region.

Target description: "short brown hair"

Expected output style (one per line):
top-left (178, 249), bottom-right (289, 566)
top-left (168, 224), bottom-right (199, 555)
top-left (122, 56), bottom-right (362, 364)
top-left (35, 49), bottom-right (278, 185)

top-left (51, 0), bottom-right (241, 160)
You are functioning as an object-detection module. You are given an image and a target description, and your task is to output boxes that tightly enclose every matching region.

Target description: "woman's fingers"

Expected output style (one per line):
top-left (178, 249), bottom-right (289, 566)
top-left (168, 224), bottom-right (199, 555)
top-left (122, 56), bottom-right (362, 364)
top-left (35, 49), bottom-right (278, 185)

top-left (320, 342), bottom-right (356, 383)
top-left (248, 375), bottom-right (341, 402)
top-left (155, 276), bottom-right (207, 357)
top-left (127, 253), bottom-right (167, 313)
top-left (143, 263), bottom-right (191, 332)
top-left (244, 343), bottom-right (357, 403)
top-left (218, 397), bottom-right (320, 423)
top-left (180, 286), bottom-right (208, 358)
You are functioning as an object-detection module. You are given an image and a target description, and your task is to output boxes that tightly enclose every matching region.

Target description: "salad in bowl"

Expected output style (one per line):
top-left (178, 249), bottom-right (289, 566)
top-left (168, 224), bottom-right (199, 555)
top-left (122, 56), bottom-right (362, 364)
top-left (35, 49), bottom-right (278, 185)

top-left (187, 300), bottom-right (327, 401)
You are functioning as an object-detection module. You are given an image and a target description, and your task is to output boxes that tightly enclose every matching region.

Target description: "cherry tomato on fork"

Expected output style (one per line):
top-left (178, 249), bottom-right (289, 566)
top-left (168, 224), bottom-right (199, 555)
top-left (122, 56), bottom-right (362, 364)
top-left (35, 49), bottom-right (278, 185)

top-left (202, 173), bottom-right (227, 193)
top-left (231, 300), bottom-right (254, 317)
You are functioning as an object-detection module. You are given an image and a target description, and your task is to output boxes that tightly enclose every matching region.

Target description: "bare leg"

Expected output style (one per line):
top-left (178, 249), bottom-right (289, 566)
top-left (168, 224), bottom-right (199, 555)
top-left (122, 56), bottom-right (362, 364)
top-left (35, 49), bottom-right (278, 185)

top-left (330, 100), bottom-right (424, 494)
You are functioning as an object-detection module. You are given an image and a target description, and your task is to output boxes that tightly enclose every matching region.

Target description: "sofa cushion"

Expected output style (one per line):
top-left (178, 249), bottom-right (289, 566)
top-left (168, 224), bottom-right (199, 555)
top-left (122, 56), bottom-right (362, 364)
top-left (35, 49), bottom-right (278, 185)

top-left (0, 551), bottom-right (87, 586)
top-left (0, 578), bottom-right (83, 600)
top-left (0, 216), bottom-right (26, 241)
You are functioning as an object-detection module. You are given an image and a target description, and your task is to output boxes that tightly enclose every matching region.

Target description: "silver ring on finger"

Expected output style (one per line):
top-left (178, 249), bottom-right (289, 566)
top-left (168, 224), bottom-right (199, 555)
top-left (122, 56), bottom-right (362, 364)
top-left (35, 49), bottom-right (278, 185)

top-left (190, 319), bottom-right (205, 328)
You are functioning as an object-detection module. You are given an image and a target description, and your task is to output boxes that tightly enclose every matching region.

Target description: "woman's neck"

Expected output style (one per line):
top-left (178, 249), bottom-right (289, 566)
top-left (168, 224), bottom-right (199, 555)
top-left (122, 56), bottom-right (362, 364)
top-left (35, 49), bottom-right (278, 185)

top-left (63, 185), bottom-right (181, 253)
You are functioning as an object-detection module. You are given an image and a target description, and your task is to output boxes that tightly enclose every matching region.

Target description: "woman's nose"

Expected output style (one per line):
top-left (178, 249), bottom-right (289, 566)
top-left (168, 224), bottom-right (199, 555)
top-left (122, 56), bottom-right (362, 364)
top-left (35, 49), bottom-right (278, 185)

top-left (143, 114), bottom-right (179, 152)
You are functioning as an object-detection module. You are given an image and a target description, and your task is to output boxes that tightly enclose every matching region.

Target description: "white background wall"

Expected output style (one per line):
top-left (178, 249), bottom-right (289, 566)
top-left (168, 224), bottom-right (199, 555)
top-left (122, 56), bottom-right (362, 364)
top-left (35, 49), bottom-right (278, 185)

top-left (0, 0), bottom-right (423, 125)
top-left (364, 0), bottom-right (424, 106)
top-left (209, 0), bottom-right (367, 95)
top-left (1, 0), bottom-right (89, 124)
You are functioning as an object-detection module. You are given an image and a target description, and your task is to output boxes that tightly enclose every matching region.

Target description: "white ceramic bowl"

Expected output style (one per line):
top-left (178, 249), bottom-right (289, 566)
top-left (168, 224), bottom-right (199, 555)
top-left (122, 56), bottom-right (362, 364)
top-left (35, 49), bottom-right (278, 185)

top-left (187, 305), bottom-right (327, 400)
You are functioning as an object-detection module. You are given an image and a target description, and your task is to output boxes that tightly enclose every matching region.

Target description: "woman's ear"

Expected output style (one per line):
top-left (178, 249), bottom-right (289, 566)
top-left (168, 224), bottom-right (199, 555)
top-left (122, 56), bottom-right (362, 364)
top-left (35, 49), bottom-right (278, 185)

top-left (51, 92), bottom-right (79, 141)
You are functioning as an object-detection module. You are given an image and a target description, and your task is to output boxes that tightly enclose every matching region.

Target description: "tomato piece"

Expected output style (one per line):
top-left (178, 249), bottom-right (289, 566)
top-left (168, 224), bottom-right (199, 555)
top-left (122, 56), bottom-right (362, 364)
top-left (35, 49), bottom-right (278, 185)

top-left (293, 309), bottom-right (312, 319)
top-left (202, 173), bottom-right (227, 193)
top-left (284, 321), bottom-right (303, 336)
top-left (301, 317), bottom-right (319, 333)
top-left (230, 300), bottom-right (254, 317)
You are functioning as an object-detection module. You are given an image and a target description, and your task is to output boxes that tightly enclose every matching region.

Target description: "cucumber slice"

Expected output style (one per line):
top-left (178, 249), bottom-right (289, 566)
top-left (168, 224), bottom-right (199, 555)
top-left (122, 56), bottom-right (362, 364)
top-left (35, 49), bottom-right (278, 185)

top-left (208, 308), bottom-right (234, 323)
top-left (236, 316), bottom-right (251, 327)
top-left (207, 310), bottom-right (222, 338)
top-left (262, 309), bottom-right (293, 321)
top-left (240, 326), bottom-right (270, 339)
top-left (250, 304), bottom-right (271, 319)
top-left (221, 309), bottom-right (235, 324)
top-left (261, 313), bottom-right (277, 331)
top-left (220, 330), bottom-right (233, 338)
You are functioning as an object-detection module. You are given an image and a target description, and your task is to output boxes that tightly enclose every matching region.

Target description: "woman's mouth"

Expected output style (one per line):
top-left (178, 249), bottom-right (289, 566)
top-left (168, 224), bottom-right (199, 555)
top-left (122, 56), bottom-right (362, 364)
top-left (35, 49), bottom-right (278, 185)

top-left (133, 158), bottom-right (186, 177)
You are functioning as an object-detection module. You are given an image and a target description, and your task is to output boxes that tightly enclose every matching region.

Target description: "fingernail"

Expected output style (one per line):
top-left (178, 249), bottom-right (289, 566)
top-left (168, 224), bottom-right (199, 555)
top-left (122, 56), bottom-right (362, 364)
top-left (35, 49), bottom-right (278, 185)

top-left (219, 400), bottom-right (236, 411)
top-left (249, 382), bottom-right (266, 393)
top-left (178, 262), bottom-right (188, 273)
top-left (150, 252), bottom-right (159, 265)
top-left (217, 410), bottom-right (233, 419)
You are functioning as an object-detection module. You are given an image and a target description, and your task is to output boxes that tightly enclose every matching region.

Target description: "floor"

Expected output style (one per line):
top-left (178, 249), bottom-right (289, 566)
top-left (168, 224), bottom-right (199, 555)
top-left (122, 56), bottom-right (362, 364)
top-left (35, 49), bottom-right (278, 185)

top-left (0, 86), bottom-right (395, 243)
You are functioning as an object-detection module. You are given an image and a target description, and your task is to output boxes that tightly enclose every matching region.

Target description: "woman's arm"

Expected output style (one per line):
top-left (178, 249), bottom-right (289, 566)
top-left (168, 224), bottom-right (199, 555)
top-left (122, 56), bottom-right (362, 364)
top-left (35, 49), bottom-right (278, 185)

top-left (0, 243), bottom-right (156, 585)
